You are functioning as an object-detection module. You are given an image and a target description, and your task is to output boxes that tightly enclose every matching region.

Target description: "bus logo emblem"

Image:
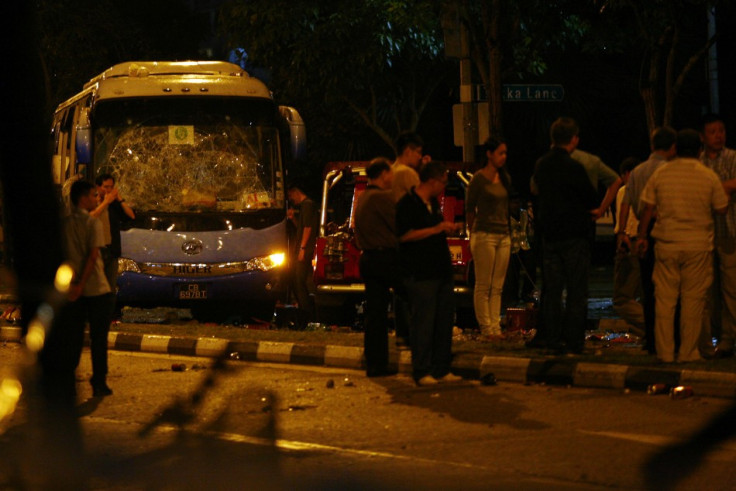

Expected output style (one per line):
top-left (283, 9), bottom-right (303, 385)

top-left (182, 239), bottom-right (203, 255)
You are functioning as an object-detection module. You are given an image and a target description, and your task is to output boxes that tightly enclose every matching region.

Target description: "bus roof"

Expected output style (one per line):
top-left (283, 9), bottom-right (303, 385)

top-left (57, 61), bottom-right (273, 110)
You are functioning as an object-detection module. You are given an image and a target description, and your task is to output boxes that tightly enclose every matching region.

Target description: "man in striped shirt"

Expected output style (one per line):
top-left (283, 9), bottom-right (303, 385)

top-left (701, 114), bottom-right (736, 357)
top-left (636, 129), bottom-right (729, 363)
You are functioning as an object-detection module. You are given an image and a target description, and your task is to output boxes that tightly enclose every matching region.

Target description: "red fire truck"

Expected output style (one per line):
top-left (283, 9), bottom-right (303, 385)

top-left (311, 161), bottom-right (475, 327)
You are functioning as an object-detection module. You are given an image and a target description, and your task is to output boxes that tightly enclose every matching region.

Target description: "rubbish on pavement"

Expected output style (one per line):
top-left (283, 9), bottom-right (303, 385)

top-left (670, 386), bottom-right (694, 399)
top-left (647, 384), bottom-right (669, 395)
top-left (480, 373), bottom-right (497, 386)
top-left (120, 306), bottom-right (192, 324)
top-left (171, 363), bottom-right (186, 372)
top-left (326, 379), bottom-right (335, 389)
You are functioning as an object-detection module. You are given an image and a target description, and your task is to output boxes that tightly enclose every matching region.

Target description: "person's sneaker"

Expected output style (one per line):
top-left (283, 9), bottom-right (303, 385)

top-left (92, 384), bottom-right (113, 397)
top-left (436, 373), bottom-right (463, 383)
top-left (415, 375), bottom-right (438, 386)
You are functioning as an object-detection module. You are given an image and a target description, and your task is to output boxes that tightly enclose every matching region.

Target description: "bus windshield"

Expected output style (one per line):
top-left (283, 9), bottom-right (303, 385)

top-left (92, 97), bottom-right (284, 214)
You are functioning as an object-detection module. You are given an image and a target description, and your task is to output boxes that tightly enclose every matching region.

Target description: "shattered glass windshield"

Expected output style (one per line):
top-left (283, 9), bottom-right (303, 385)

top-left (92, 97), bottom-right (284, 213)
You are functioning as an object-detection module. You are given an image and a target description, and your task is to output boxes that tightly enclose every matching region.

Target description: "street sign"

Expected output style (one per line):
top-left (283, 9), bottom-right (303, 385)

top-left (503, 84), bottom-right (564, 102)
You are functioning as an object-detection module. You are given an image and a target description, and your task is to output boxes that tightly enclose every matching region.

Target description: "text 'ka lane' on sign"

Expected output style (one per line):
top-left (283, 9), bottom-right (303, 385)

top-left (503, 84), bottom-right (564, 102)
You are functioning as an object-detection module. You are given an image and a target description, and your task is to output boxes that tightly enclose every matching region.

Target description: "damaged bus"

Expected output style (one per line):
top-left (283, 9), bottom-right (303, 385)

top-left (51, 61), bottom-right (306, 319)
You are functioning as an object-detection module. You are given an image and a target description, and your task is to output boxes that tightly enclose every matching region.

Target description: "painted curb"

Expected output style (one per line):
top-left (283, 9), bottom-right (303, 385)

top-left (99, 332), bottom-right (736, 398)
top-left (4, 328), bottom-right (736, 399)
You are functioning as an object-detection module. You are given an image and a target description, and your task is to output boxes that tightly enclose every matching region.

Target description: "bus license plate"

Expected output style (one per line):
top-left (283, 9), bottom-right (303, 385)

top-left (179, 283), bottom-right (208, 300)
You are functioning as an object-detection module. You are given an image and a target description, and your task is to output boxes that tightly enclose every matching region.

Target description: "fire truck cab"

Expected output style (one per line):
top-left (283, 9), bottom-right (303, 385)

top-left (312, 161), bottom-right (475, 326)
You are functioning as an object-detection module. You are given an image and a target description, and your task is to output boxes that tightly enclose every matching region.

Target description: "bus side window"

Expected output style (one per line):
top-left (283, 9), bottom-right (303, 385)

top-left (52, 108), bottom-right (73, 185)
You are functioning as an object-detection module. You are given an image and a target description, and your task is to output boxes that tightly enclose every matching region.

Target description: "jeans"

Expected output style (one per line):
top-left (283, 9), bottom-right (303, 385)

top-left (82, 293), bottom-right (115, 386)
top-left (470, 232), bottom-right (511, 334)
top-left (541, 237), bottom-right (590, 351)
top-left (706, 243), bottom-right (736, 351)
top-left (613, 245), bottom-right (645, 333)
top-left (405, 276), bottom-right (455, 380)
top-left (294, 260), bottom-right (315, 322)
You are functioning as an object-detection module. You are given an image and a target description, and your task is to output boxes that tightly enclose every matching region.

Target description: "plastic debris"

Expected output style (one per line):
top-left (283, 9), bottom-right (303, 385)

top-left (647, 384), bottom-right (669, 395)
top-left (480, 373), bottom-right (497, 386)
top-left (1, 307), bottom-right (21, 324)
top-left (670, 386), bottom-right (694, 399)
top-left (343, 377), bottom-right (355, 387)
top-left (229, 352), bottom-right (241, 360)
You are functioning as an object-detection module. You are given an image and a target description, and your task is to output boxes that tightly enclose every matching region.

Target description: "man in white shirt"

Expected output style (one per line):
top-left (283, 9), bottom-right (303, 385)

top-left (637, 129), bottom-right (729, 363)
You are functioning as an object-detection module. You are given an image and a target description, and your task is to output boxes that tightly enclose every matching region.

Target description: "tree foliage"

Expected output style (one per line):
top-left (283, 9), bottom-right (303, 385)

top-left (595, 0), bottom-right (718, 133)
top-left (451, 0), bottom-right (593, 135)
top-left (37, 0), bottom-right (206, 114)
top-left (219, 0), bottom-right (452, 161)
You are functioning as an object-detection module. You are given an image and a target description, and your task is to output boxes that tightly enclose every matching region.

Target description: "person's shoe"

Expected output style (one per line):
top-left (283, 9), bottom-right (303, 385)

top-left (415, 375), bottom-right (438, 386)
top-left (436, 373), bottom-right (463, 383)
top-left (92, 383), bottom-right (113, 397)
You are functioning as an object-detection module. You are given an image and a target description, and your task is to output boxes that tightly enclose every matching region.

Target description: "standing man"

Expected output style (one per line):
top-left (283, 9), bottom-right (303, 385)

top-left (391, 132), bottom-right (430, 347)
top-left (354, 158), bottom-right (398, 377)
top-left (527, 131), bottom-right (619, 349)
top-left (91, 173), bottom-right (135, 297)
top-left (533, 117), bottom-right (599, 354)
top-left (637, 129), bottom-right (728, 363)
top-left (613, 157), bottom-right (645, 335)
top-left (287, 183), bottom-right (318, 324)
top-left (618, 127), bottom-right (677, 353)
top-left (61, 180), bottom-right (113, 397)
top-left (396, 161), bottom-right (462, 386)
top-left (701, 114), bottom-right (736, 357)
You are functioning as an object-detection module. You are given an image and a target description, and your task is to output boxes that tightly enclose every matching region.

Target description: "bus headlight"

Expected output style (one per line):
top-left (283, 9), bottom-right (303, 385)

top-left (118, 257), bottom-right (141, 274)
top-left (244, 252), bottom-right (286, 272)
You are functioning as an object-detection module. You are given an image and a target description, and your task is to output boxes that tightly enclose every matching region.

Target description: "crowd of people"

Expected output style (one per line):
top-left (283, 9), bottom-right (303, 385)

top-left (347, 112), bottom-right (735, 385)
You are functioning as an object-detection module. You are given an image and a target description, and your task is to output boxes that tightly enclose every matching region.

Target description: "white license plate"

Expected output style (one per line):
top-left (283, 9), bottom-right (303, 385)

top-left (179, 283), bottom-right (208, 299)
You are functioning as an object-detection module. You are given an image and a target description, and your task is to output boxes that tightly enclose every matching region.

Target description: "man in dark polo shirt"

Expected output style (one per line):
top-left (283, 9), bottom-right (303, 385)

top-left (354, 158), bottom-right (399, 377)
top-left (396, 161), bottom-right (463, 386)
top-left (533, 117), bottom-right (599, 354)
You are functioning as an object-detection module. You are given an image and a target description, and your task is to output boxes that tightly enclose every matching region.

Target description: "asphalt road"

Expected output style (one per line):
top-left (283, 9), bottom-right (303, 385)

top-left (2, 343), bottom-right (736, 490)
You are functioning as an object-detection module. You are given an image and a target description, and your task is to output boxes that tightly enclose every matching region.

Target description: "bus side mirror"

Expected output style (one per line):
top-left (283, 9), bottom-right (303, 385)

top-left (75, 108), bottom-right (91, 164)
top-left (278, 106), bottom-right (306, 164)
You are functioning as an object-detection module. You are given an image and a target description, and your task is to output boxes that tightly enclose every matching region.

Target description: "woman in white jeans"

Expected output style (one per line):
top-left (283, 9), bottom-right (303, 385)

top-left (466, 137), bottom-right (513, 338)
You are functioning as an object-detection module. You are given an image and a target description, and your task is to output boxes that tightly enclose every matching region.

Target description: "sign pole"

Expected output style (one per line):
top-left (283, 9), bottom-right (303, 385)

top-left (460, 24), bottom-right (476, 165)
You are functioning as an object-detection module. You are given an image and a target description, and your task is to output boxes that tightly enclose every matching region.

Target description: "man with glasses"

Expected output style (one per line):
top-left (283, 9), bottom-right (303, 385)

top-left (396, 161), bottom-right (462, 386)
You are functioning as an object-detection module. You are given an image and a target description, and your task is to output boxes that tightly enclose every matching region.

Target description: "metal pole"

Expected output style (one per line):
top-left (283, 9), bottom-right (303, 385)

top-left (707, 5), bottom-right (719, 114)
top-left (460, 24), bottom-right (476, 164)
